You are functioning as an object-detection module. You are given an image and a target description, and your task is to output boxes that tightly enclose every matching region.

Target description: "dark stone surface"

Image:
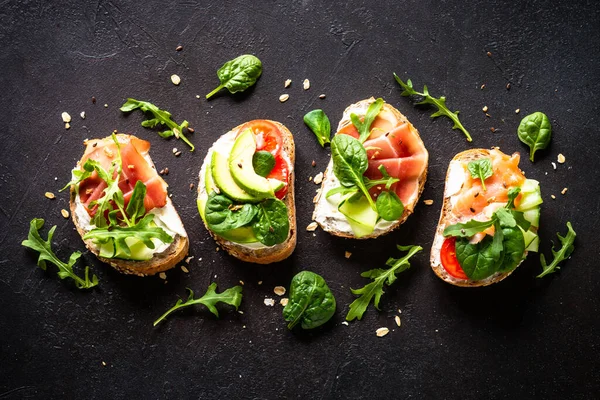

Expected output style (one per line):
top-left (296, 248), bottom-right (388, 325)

top-left (1, 0), bottom-right (599, 398)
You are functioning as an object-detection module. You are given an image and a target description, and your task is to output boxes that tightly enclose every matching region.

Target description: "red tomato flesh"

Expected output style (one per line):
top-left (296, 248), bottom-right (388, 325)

top-left (441, 237), bottom-right (468, 280)
top-left (268, 155), bottom-right (290, 199)
top-left (240, 120), bottom-right (282, 157)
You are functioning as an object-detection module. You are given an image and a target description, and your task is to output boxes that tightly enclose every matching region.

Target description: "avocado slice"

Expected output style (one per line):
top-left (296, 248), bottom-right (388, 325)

top-left (229, 129), bottom-right (283, 199)
top-left (211, 151), bottom-right (260, 203)
top-left (339, 195), bottom-right (378, 238)
top-left (205, 160), bottom-right (216, 193)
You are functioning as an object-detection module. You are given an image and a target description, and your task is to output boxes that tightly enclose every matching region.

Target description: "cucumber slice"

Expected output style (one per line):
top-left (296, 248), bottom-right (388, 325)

top-left (339, 195), bottom-right (377, 238)
top-left (516, 179), bottom-right (543, 211)
top-left (523, 208), bottom-right (540, 228)
top-left (523, 229), bottom-right (540, 252)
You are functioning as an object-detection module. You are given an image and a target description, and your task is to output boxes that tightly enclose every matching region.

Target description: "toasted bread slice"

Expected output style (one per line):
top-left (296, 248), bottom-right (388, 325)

top-left (312, 97), bottom-right (428, 239)
top-left (69, 134), bottom-right (189, 277)
top-left (197, 120), bottom-right (296, 264)
top-left (430, 149), bottom-right (527, 287)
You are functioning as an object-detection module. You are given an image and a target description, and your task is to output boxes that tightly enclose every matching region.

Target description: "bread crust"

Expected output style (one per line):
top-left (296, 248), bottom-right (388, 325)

top-left (198, 120), bottom-right (297, 264)
top-left (430, 149), bottom-right (525, 287)
top-left (312, 97), bottom-right (428, 239)
top-left (69, 134), bottom-right (189, 277)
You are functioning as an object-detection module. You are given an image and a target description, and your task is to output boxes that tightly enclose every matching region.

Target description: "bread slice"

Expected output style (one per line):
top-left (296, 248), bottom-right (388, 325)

top-left (69, 134), bottom-right (189, 277)
top-left (430, 149), bottom-right (526, 287)
top-left (312, 97), bottom-right (428, 239)
top-left (197, 120), bottom-right (296, 264)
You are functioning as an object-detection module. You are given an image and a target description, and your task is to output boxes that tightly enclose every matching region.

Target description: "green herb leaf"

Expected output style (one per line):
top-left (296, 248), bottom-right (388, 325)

top-left (206, 54), bottom-right (262, 99)
top-left (505, 187), bottom-right (521, 210)
top-left (120, 98), bottom-right (194, 151)
top-left (467, 159), bottom-right (492, 191)
top-left (22, 218), bottom-right (98, 289)
top-left (346, 245), bottom-right (422, 321)
top-left (517, 112), bottom-right (551, 162)
top-left (303, 109), bottom-right (331, 147)
top-left (350, 98), bottom-right (384, 143)
top-left (537, 222), bottom-right (576, 278)
top-left (393, 73), bottom-right (472, 142)
top-left (330, 134), bottom-right (376, 211)
top-left (283, 271), bottom-right (336, 330)
top-left (205, 192), bottom-right (258, 235)
top-left (252, 151), bottom-right (276, 177)
top-left (376, 191), bottom-right (404, 221)
top-left (154, 283), bottom-right (243, 326)
top-left (251, 198), bottom-right (289, 246)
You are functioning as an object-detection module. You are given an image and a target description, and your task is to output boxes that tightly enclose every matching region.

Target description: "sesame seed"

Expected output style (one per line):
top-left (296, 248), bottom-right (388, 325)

top-left (561, 188), bottom-right (568, 195)
top-left (264, 298), bottom-right (275, 307)
top-left (279, 94), bottom-right (289, 102)
top-left (61, 209), bottom-right (69, 218)
top-left (181, 266), bottom-right (189, 273)
top-left (515, 109), bottom-right (520, 114)
top-left (258, 281), bottom-right (263, 285)
top-left (175, 151), bottom-right (182, 157)
top-left (45, 192), bottom-right (55, 199)
top-left (394, 315), bottom-right (401, 327)
top-left (376, 327), bottom-right (389, 337)
top-left (551, 194), bottom-right (556, 199)
top-left (303, 79), bottom-right (310, 90)
top-left (273, 286), bottom-right (286, 296)
top-left (171, 74), bottom-right (181, 85)
top-left (313, 172), bottom-right (324, 185)
top-left (423, 199), bottom-right (434, 205)
top-left (187, 127), bottom-right (195, 133)
top-left (557, 153), bottom-right (566, 164)
top-left (306, 222), bottom-right (318, 231)
top-left (239, 280), bottom-right (244, 286)
top-left (176, 45), bottom-right (183, 51)
top-left (104, 104), bottom-right (108, 108)
top-left (552, 162), bottom-right (557, 170)
top-left (195, 95), bottom-right (200, 99)
top-left (319, 94), bottom-right (326, 99)
top-left (342, 321), bottom-right (349, 326)
top-left (345, 251), bottom-right (352, 259)
top-left (102, 361), bottom-right (106, 366)
top-left (284, 79), bottom-right (292, 88)
top-left (480, 84), bottom-right (486, 90)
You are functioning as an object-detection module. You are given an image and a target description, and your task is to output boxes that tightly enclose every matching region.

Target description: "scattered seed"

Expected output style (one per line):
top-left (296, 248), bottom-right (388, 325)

top-left (376, 327), bottom-right (389, 337)
top-left (65, 123), bottom-right (71, 130)
top-left (423, 199), bottom-right (434, 205)
top-left (480, 84), bottom-right (486, 90)
top-left (561, 188), bottom-right (568, 195)
top-left (258, 281), bottom-right (263, 285)
top-left (102, 361), bottom-right (106, 366)
top-left (239, 280), bottom-right (244, 286)
top-left (395, 315), bottom-right (401, 327)
top-left (552, 162), bottom-right (557, 170)
top-left (159, 169), bottom-right (165, 175)
top-left (487, 51), bottom-right (492, 57)
top-left (274, 286), bottom-right (286, 296)
top-left (164, 167), bottom-right (169, 175)
top-left (279, 94), bottom-right (289, 103)
top-left (551, 194), bottom-right (556, 199)
top-left (319, 94), bottom-right (326, 99)
top-left (171, 74), bottom-right (181, 85)
top-left (80, 111), bottom-right (86, 119)
top-left (172, 148), bottom-right (178, 154)
top-left (185, 256), bottom-right (194, 264)
top-left (104, 104), bottom-right (108, 108)
top-left (482, 106), bottom-right (488, 113)
top-left (506, 83), bottom-right (511, 90)
top-left (280, 298), bottom-right (288, 306)
top-left (176, 45), bottom-right (183, 51)
top-left (159, 272), bottom-right (167, 280)
top-left (303, 79), bottom-right (310, 90)
top-left (92, 96), bottom-right (96, 104)
top-left (216, 247), bottom-right (220, 252)
top-left (238, 310), bottom-right (244, 314)
top-left (181, 266), bottom-right (189, 273)
top-left (313, 172), bottom-right (324, 185)
top-left (557, 153), bottom-right (566, 164)
top-left (187, 127), bottom-right (195, 133)
top-left (45, 192), bottom-right (55, 199)
top-left (61, 112), bottom-right (71, 123)
top-left (189, 183), bottom-right (195, 190)
top-left (311, 160), bottom-right (316, 167)
top-left (195, 95), bottom-right (200, 99)
top-left (308, 176), bottom-right (312, 181)
top-left (175, 151), bottom-right (182, 157)
top-left (306, 222), bottom-right (318, 231)
top-left (344, 251), bottom-right (352, 259)
top-left (61, 209), bottom-right (69, 219)
top-left (490, 127), bottom-right (496, 133)
top-left (485, 113), bottom-right (491, 118)
top-left (515, 109), bottom-right (520, 114)
top-left (264, 298), bottom-right (275, 307)
top-left (284, 79), bottom-right (292, 88)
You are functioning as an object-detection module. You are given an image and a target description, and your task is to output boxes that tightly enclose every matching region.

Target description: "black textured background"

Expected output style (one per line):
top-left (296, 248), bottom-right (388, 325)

top-left (1, 1), bottom-right (599, 399)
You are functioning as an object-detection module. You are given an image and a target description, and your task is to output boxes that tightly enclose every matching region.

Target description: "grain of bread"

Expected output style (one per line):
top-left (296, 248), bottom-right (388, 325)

top-left (69, 134), bottom-right (189, 277)
top-left (198, 121), bottom-right (296, 264)
top-left (312, 97), bottom-right (428, 239)
top-left (430, 149), bottom-right (526, 287)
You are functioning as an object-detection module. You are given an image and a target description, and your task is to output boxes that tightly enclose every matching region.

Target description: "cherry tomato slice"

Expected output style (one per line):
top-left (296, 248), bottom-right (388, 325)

top-left (268, 155), bottom-right (290, 199)
top-left (240, 120), bottom-right (282, 157)
top-left (440, 237), bottom-right (468, 280)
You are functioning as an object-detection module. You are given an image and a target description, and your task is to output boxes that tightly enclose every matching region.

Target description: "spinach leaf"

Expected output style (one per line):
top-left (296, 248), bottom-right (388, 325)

top-left (346, 245), bottom-right (422, 321)
top-left (376, 191), bottom-right (404, 221)
top-left (252, 198), bottom-right (289, 246)
top-left (517, 112), bottom-right (551, 162)
top-left (154, 283), bottom-right (243, 326)
top-left (497, 226), bottom-right (525, 273)
top-left (350, 98), bottom-right (384, 143)
top-left (443, 219), bottom-right (495, 237)
top-left (330, 134), bottom-right (375, 210)
top-left (394, 73), bottom-right (472, 142)
top-left (205, 192), bottom-right (258, 235)
top-left (537, 222), bottom-right (576, 278)
top-left (283, 271), bottom-right (336, 330)
top-left (455, 235), bottom-right (503, 280)
top-left (120, 99), bottom-right (194, 151)
top-left (467, 159), bottom-right (492, 191)
top-left (83, 214), bottom-right (173, 257)
top-left (206, 54), bottom-right (262, 99)
top-left (303, 109), bottom-right (331, 147)
top-left (22, 218), bottom-right (98, 289)
top-left (252, 151), bottom-right (275, 177)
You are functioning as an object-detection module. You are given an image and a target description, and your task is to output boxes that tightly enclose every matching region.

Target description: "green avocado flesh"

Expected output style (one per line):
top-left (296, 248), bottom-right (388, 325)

top-left (229, 129), bottom-right (282, 199)
top-left (339, 195), bottom-right (378, 238)
top-left (211, 151), bottom-right (260, 202)
top-left (196, 198), bottom-right (258, 243)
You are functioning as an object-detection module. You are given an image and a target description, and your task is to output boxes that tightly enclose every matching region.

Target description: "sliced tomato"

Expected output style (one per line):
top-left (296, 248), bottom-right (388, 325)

top-left (268, 155), bottom-right (290, 199)
top-left (440, 237), bottom-right (468, 280)
top-left (240, 120), bottom-right (282, 156)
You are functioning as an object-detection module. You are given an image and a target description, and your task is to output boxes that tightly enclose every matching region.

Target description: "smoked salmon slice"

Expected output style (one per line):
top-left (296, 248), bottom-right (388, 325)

top-left (77, 136), bottom-right (168, 216)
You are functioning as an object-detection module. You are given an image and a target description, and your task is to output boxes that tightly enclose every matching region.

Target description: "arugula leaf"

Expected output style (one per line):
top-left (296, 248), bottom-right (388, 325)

top-left (22, 219), bottom-right (98, 289)
top-left (467, 159), bottom-right (492, 191)
top-left (60, 160), bottom-right (96, 192)
top-left (120, 98), bottom-right (194, 151)
top-left (206, 54), bottom-right (262, 99)
top-left (125, 180), bottom-right (147, 225)
top-left (393, 73), bottom-right (472, 142)
top-left (505, 187), bottom-right (521, 210)
top-left (444, 219), bottom-right (495, 237)
top-left (303, 109), bottom-right (331, 147)
top-left (346, 245), bottom-right (422, 321)
top-left (154, 283), bottom-right (243, 326)
top-left (494, 208), bottom-right (516, 228)
top-left (88, 153), bottom-right (124, 228)
top-left (350, 98), bottom-right (384, 143)
top-left (537, 222), bottom-right (576, 278)
top-left (83, 214), bottom-right (173, 257)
